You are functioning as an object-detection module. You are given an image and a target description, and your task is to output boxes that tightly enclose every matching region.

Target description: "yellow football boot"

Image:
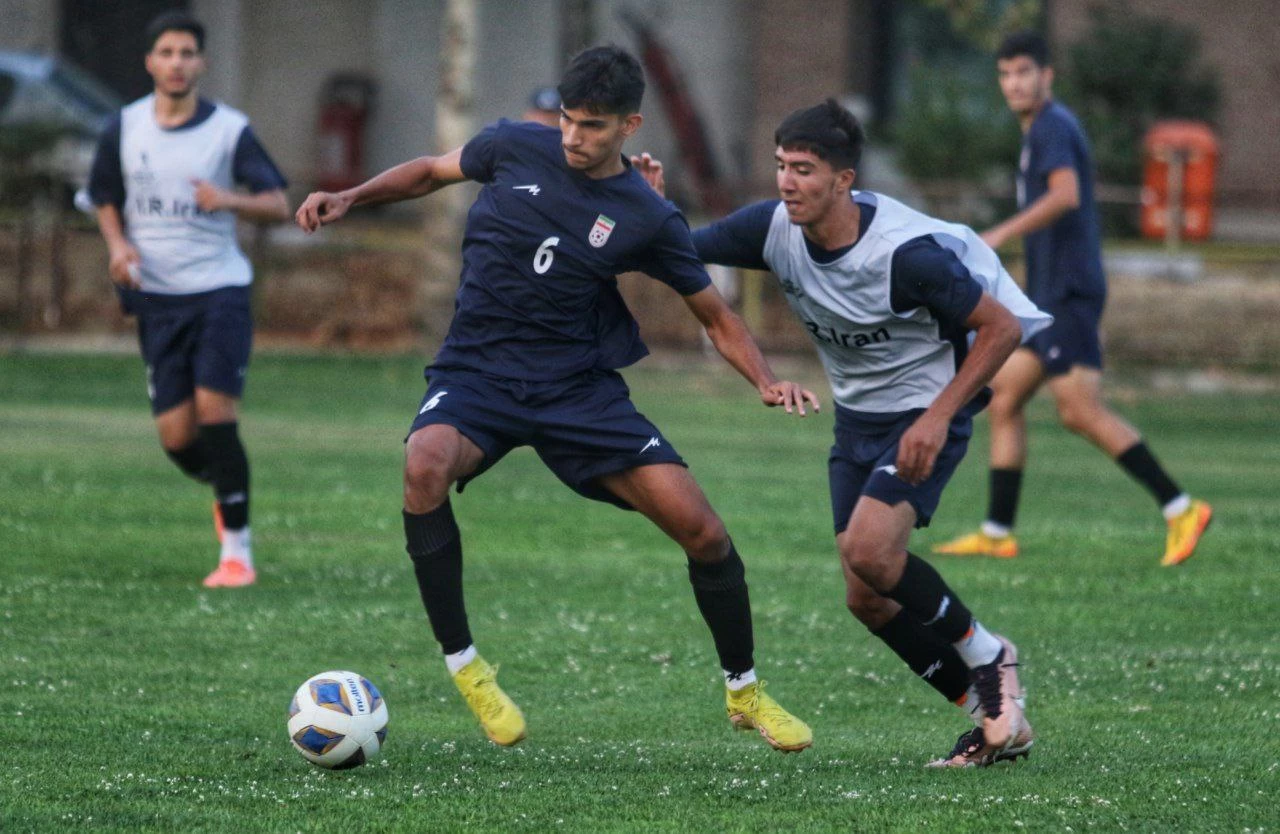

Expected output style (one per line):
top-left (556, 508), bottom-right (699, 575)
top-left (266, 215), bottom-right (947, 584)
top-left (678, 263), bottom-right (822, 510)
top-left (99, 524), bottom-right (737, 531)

top-left (452, 656), bottom-right (526, 746)
top-left (726, 681), bottom-right (812, 753)
top-left (1162, 499), bottom-right (1213, 566)
top-left (932, 530), bottom-right (1019, 559)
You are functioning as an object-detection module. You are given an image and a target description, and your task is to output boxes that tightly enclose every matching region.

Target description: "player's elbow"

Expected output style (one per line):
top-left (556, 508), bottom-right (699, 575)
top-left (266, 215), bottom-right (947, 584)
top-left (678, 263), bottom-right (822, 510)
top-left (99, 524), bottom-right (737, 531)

top-left (983, 309), bottom-right (1023, 359)
top-left (1054, 183), bottom-right (1081, 211)
top-left (998, 315), bottom-right (1023, 356)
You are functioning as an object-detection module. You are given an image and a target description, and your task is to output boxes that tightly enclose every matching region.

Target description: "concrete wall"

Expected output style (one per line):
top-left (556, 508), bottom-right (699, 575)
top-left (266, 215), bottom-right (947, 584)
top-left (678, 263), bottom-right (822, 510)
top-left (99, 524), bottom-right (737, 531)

top-left (1051, 0), bottom-right (1280, 206)
top-left (185, 0), bottom-right (747, 206)
top-left (0, 0), bottom-right (57, 53)
top-left (747, 0), bottom-right (851, 194)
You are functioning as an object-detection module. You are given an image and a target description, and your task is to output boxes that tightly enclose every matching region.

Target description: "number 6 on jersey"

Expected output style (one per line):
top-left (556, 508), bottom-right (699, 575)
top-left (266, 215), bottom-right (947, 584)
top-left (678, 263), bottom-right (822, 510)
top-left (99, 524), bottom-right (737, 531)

top-left (534, 236), bottom-right (560, 274)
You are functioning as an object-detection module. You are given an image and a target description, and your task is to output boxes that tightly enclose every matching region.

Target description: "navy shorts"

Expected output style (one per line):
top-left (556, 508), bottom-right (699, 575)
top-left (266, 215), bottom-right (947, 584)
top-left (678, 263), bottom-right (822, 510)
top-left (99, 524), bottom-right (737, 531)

top-left (1025, 297), bottom-right (1104, 377)
top-left (408, 367), bottom-right (686, 509)
top-left (127, 286), bottom-right (253, 415)
top-left (828, 406), bottom-right (972, 533)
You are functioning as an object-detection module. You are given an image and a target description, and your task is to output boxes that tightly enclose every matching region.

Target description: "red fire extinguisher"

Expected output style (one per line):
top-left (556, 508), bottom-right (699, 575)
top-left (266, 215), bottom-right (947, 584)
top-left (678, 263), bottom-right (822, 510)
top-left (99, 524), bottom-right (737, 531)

top-left (315, 74), bottom-right (376, 193)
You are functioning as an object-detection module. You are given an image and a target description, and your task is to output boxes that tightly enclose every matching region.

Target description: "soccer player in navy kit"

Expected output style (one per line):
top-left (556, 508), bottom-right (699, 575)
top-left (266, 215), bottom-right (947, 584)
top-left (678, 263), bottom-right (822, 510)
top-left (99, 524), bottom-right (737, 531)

top-left (934, 31), bottom-right (1212, 566)
top-left (88, 12), bottom-right (290, 588)
top-left (296, 46), bottom-right (815, 752)
top-left (634, 99), bottom-right (1046, 766)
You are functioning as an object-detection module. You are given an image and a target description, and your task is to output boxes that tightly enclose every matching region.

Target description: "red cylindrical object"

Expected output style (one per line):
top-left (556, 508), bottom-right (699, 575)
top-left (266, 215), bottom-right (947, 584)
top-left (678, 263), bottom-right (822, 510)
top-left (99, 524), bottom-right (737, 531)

top-left (315, 75), bottom-right (375, 193)
top-left (1140, 120), bottom-right (1219, 241)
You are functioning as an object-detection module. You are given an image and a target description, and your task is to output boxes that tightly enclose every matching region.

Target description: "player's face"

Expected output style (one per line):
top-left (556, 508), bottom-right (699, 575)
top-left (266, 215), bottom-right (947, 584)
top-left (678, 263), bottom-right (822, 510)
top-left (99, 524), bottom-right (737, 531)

top-left (560, 106), bottom-right (642, 175)
top-left (146, 31), bottom-right (204, 99)
top-left (775, 147), bottom-right (854, 226)
top-left (996, 55), bottom-right (1051, 116)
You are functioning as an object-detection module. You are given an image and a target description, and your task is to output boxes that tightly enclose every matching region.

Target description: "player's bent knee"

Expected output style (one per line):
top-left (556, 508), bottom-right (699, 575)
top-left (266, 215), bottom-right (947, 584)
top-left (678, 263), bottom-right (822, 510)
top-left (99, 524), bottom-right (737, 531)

top-left (680, 515), bottom-right (729, 563)
top-left (1057, 403), bottom-right (1094, 435)
top-left (988, 393), bottom-right (1021, 423)
top-left (839, 536), bottom-right (895, 586)
top-left (844, 582), bottom-right (894, 626)
top-left (403, 447), bottom-right (455, 511)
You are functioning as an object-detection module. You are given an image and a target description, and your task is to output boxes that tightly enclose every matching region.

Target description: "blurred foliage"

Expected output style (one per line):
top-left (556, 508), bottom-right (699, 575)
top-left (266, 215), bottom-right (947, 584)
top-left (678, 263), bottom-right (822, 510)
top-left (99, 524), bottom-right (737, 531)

top-left (0, 123), bottom-right (73, 207)
top-left (891, 1), bottom-right (1030, 181)
top-left (894, 64), bottom-right (1019, 180)
top-left (919, 0), bottom-right (1042, 51)
top-left (1061, 5), bottom-right (1221, 186)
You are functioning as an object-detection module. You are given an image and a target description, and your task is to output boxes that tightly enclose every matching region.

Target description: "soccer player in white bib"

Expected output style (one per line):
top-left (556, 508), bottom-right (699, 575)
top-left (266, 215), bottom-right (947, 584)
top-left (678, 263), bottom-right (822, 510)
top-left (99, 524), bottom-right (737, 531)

top-left (635, 99), bottom-right (1050, 766)
top-left (87, 12), bottom-right (290, 588)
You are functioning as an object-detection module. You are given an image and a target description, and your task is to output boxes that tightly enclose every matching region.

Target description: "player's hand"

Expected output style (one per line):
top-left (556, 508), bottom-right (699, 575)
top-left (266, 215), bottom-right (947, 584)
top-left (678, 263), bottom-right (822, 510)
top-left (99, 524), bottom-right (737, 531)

top-left (295, 191), bottom-right (353, 233)
top-left (760, 381), bottom-right (821, 416)
top-left (629, 153), bottom-right (665, 197)
top-left (107, 243), bottom-right (142, 289)
top-left (980, 229), bottom-right (1004, 250)
top-left (191, 179), bottom-right (232, 213)
top-left (895, 412), bottom-right (948, 485)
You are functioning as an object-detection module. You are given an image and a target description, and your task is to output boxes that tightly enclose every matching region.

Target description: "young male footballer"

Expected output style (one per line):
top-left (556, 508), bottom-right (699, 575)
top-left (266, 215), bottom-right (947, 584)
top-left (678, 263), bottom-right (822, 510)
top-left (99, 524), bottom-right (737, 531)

top-left (297, 45), bottom-right (816, 752)
top-left (636, 99), bottom-right (1048, 766)
top-left (934, 31), bottom-right (1212, 566)
top-left (88, 11), bottom-right (290, 588)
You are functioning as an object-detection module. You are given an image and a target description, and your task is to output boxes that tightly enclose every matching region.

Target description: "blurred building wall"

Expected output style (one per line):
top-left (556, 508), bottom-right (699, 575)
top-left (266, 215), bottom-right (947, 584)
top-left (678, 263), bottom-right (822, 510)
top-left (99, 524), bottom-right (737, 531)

top-left (0, 0), bottom-right (58, 53)
top-left (186, 0), bottom-right (747, 210)
top-left (1051, 0), bottom-right (1280, 208)
top-left (747, 0), bottom-right (854, 196)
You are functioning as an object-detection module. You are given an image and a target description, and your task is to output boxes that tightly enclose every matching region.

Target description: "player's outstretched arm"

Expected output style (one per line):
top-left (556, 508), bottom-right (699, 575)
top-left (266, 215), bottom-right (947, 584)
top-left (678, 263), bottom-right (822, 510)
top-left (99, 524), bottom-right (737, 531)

top-left (295, 147), bottom-right (468, 233)
top-left (683, 285), bottom-right (820, 416)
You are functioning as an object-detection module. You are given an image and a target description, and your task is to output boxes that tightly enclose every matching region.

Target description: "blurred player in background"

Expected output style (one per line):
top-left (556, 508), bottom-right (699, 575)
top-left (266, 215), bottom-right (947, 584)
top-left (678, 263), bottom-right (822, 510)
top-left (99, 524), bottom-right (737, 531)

top-left (933, 31), bottom-right (1212, 566)
top-left (88, 11), bottom-right (290, 588)
top-left (634, 99), bottom-right (1047, 766)
top-left (521, 85), bottom-right (562, 127)
top-left (297, 45), bottom-right (817, 752)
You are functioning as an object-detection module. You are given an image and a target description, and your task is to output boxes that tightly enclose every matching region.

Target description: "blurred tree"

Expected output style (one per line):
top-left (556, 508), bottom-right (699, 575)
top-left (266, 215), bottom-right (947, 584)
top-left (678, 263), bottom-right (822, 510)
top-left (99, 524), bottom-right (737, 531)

top-left (1062, 5), bottom-right (1221, 186)
top-left (919, 0), bottom-right (1042, 52)
top-left (894, 64), bottom-right (1019, 181)
top-left (0, 123), bottom-right (73, 332)
top-left (422, 0), bottom-right (476, 340)
top-left (891, 1), bottom-right (1027, 183)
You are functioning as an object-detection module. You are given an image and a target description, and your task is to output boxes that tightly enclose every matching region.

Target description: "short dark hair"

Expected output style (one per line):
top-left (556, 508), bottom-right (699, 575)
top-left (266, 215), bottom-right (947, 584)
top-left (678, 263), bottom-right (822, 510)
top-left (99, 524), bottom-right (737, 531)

top-left (146, 11), bottom-right (205, 52)
top-left (996, 30), bottom-right (1049, 67)
top-left (557, 45), bottom-right (645, 115)
top-left (774, 98), bottom-right (864, 172)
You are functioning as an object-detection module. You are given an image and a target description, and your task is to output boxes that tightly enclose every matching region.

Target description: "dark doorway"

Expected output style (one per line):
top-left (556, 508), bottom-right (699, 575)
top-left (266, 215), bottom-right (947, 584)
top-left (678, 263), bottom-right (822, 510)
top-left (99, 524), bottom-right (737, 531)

top-left (61, 0), bottom-right (188, 100)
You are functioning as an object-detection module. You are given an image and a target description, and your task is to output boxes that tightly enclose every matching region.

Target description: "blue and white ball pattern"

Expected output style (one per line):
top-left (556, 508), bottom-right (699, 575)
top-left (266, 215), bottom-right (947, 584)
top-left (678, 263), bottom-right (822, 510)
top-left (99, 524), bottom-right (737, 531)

top-left (287, 671), bottom-right (388, 769)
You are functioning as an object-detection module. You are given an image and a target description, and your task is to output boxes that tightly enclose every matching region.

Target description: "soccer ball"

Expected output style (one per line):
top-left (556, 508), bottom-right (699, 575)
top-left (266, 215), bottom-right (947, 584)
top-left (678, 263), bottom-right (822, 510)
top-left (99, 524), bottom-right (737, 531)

top-left (287, 671), bottom-right (388, 769)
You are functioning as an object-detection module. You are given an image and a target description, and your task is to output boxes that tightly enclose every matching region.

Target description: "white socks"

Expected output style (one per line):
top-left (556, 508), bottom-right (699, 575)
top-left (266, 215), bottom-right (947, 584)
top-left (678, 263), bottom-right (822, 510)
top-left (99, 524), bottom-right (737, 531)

top-left (725, 668), bottom-right (757, 691)
top-left (220, 527), bottom-right (252, 567)
top-left (980, 520), bottom-right (1012, 538)
top-left (954, 621), bottom-right (1002, 668)
top-left (445, 645), bottom-right (478, 675)
top-left (1162, 493), bottom-right (1191, 520)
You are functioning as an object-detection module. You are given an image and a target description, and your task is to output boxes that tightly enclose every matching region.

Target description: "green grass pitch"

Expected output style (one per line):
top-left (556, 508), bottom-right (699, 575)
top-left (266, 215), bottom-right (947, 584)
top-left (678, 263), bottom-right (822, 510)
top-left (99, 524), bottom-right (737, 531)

top-left (1, 352), bottom-right (1276, 832)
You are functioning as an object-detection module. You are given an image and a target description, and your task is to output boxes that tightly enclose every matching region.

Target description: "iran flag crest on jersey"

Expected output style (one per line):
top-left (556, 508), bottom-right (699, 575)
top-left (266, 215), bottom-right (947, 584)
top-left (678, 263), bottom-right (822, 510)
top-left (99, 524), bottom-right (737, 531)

top-left (589, 214), bottom-right (616, 248)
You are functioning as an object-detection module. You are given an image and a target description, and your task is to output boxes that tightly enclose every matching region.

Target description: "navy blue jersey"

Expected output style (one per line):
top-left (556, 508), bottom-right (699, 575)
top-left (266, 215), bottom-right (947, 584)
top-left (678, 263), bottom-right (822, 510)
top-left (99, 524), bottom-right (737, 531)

top-left (432, 120), bottom-right (711, 381)
top-left (1018, 100), bottom-right (1106, 307)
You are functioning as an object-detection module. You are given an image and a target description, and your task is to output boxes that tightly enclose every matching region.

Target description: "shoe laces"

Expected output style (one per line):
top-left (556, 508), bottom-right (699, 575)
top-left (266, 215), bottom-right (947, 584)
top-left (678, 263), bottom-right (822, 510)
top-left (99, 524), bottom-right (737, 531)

top-left (748, 682), bottom-right (798, 727)
top-left (468, 666), bottom-right (508, 719)
top-left (946, 726), bottom-right (985, 759)
top-left (971, 648), bottom-right (1007, 719)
